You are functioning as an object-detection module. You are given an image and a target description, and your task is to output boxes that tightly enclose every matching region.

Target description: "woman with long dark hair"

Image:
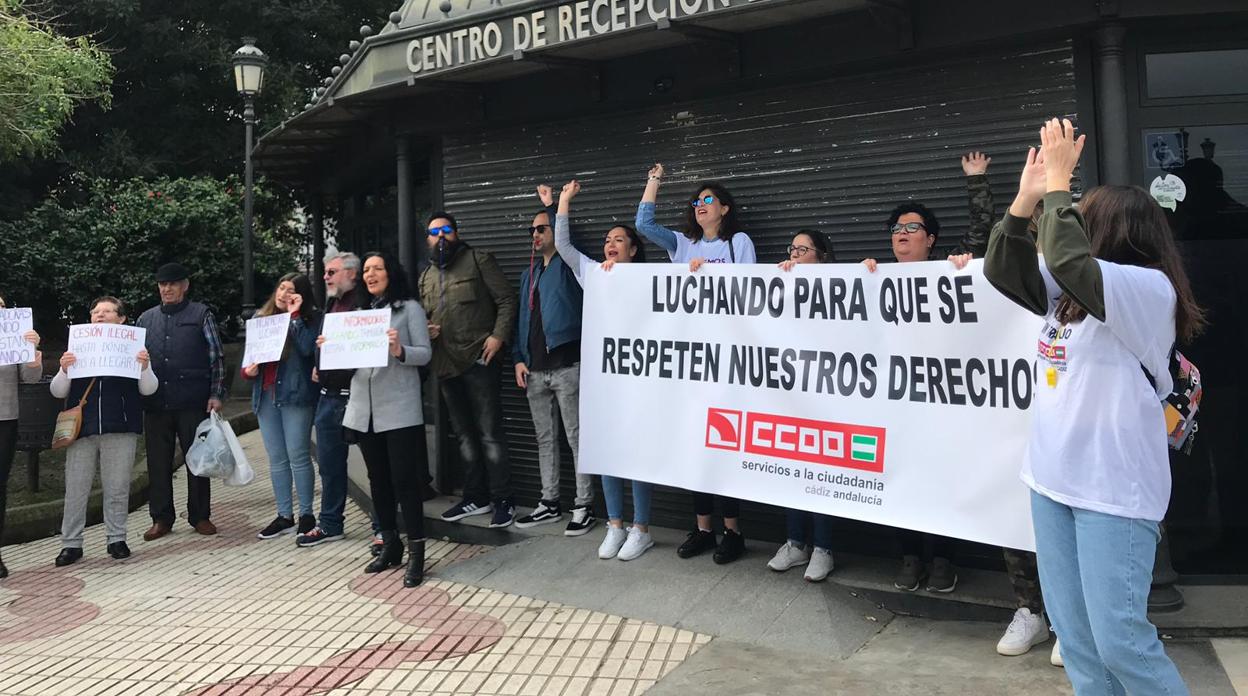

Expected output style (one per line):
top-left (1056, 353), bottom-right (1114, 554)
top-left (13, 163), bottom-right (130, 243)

top-left (985, 119), bottom-right (1200, 695)
top-left (327, 251), bottom-right (432, 587)
top-left (552, 180), bottom-right (656, 562)
top-left (0, 294), bottom-right (42, 578)
top-left (243, 273), bottom-right (322, 541)
top-left (635, 163), bottom-right (756, 564)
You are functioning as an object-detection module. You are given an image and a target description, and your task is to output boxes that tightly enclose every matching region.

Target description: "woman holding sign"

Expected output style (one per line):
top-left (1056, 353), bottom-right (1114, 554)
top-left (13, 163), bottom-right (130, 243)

top-left (333, 251), bottom-right (433, 588)
top-left (0, 294), bottom-right (42, 578)
top-left (243, 274), bottom-right (322, 541)
top-left (553, 180), bottom-right (657, 562)
top-left (50, 297), bottom-right (157, 565)
top-left (985, 119), bottom-right (1200, 694)
top-left (636, 163), bottom-right (755, 564)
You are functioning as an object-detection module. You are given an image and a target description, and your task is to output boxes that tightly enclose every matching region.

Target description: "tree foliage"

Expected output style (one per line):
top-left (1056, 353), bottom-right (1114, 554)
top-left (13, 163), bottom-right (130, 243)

top-left (0, 0), bottom-right (113, 162)
top-left (0, 175), bottom-right (306, 340)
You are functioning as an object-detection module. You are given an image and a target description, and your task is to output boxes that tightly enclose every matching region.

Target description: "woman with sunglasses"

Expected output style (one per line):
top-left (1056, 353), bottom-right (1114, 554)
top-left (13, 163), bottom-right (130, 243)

top-left (769, 230), bottom-right (839, 581)
top-left (636, 163), bottom-right (756, 564)
top-left (551, 180), bottom-right (656, 561)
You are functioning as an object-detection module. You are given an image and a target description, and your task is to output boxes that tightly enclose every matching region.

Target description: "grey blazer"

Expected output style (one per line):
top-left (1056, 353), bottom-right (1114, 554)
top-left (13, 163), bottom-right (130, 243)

top-left (0, 362), bottom-right (42, 422)
top-left (343, 299), bottom-right (433, 433)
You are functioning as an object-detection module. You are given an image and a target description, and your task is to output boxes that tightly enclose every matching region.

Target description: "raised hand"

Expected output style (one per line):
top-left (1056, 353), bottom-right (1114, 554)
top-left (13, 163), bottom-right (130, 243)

top-left (648, 163), bottom-right (664, 180)
top-left (1039, 118), bottom-right (1085, 193)
top-left (561, 180), bottom-right (580, 200)
top-left (286, 292), bottom-right (303, 314)
top-left (536, 184), bottom-right (554, 207)
top-left (961, 151), bottom-right (991, 176)
top-left (1010, 147), bottom-right (1047, 217)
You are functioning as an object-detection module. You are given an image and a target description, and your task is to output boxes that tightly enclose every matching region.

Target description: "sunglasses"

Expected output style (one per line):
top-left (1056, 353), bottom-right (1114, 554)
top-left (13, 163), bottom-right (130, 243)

top-left (690, 195), bottom-right (717, 208)
top-left (890, 222), bottom-right (928, 235)
top-left (527, 224), bottom-right (552, 235)
top-left (428, 225), bottom-right (455, 236)
top-left (787, 244), bottom-right (816, 257)
top-left (324, 268), bottom-right (340, 278)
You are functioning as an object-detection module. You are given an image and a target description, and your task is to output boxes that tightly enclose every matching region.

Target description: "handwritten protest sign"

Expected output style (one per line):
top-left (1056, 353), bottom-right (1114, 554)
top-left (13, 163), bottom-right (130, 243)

top-left (0, 308), bottom-right (35, 367)
top-left (66, 324), bottom-right (147, 379)
top-left (242, 313), bottom-right (292, 366)
top-left (320, 309), bottom-right (391, 370)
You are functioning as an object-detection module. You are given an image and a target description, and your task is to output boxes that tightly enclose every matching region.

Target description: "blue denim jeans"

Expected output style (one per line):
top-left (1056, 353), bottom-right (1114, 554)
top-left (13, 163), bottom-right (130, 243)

top-left (313, 394), bottom-right (350, 535)
top-left (601, 476), bottom-right (652, 526)
top-left (1031, 491), bottom-right (1189, 696)
top-left (256, 396), bottom-right (315, 519)
top-left (785, 509), bottom-right (834, 551)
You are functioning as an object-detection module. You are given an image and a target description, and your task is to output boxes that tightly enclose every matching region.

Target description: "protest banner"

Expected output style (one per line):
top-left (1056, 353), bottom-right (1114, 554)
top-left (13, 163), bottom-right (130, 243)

top-left (242, 313), bottom-right (292, 366)
top-left (66, 324), bottom-right (147, 380)
top-left (320, 309), bottom-right (391, 370)
top-left (578, 260), bottom-right (1043, 551)
top-left (0, 308), bottom-right (35, 367)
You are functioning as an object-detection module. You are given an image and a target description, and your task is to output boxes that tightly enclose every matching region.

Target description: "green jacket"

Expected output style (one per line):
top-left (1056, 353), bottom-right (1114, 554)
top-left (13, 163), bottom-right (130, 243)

top-left (419, 243), bottom-right (517, 379)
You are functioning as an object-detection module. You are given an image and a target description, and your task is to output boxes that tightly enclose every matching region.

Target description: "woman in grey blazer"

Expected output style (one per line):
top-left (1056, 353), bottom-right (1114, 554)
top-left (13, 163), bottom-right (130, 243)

top-left (0, 294), bottom-right (43, 579)
top-left (335, 251), bottom-right (433, 588)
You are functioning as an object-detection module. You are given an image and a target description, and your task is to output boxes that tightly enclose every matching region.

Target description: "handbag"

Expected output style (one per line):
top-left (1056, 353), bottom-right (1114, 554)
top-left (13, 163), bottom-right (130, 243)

top-left (51, 378), bottom-right (97, 450)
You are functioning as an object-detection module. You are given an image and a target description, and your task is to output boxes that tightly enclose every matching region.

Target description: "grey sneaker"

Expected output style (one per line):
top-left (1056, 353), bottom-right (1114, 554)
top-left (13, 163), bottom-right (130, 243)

top-left (767, 541), bottom-right (810, 572)
top-left (894, 554), bottom-right (924, 591)
top-left (804, 547), bottom-right (835, 582)
top-left (926, 557), bottom-right (958, 593)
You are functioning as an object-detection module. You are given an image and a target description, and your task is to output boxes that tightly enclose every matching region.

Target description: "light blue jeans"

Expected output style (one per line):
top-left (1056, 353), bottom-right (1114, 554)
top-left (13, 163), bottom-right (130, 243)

top-left (602, 476), bottom-right (652, 526)
top-left (256, 396), bottom-right (315, 519)
top-left (1031, 491), bottom-right (1189, 696)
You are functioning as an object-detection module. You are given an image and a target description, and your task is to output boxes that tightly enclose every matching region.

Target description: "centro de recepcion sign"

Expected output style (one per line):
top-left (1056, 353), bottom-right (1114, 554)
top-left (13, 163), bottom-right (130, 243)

top-left (405, 0), bottom-right (767, 75)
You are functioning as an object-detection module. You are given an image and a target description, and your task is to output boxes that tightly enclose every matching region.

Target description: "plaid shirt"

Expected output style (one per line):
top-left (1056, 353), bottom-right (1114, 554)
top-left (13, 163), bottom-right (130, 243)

top-left (202, 310), bottom-right (226, 401)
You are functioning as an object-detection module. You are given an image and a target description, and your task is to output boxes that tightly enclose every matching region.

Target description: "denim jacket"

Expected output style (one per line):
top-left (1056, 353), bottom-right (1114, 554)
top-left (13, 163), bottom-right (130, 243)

top-left (513, 252), bottom-right (584, 366)
top-left (248, 314), bottom-right (319, 410)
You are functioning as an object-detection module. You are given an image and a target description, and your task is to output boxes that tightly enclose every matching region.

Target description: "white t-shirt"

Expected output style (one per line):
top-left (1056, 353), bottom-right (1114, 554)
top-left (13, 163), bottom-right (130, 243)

top-left (1022, 259), bottom-right (1177, 521)
top-left (667, 234), bottom-right (756, 265)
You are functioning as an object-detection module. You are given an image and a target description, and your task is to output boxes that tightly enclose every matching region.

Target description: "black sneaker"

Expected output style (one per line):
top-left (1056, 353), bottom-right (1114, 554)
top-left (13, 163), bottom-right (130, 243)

top-left (926, 557), bottom-right (958, 593)
top-left (677, 529), bottom-right (717, 559)
top-left (297, 514), bottom-right (316, 535)
top-left (489, 499), bottom-right (516, 528)
top-left (564, 506), bottom-right (596, 537)
top-left (441, 499), bottom-right (493, 522)
top-left (297, 527), bottom-right (345, 547)
top-left (257, 516), bottom-right (296, 539)
top-left (894, 554), bottom-right (925, 591)
top-left (712, 529), bottom-right (746, 564)
top-left (515, 500), bottom-right (562, 528)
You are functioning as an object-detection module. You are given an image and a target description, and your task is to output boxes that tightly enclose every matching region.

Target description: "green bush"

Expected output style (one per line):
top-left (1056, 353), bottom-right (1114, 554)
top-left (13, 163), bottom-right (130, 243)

top-left (0, 175), bottom-right (306, 342)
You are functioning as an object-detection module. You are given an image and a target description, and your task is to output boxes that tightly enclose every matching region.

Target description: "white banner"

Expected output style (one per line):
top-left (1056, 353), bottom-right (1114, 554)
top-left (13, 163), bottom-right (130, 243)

top-left (242, 313), bottom-right (292, 366)
top-left (579, 260), bottom-right (1044, 551)
top-left (66, 324), bottom-right (147, 380)
top-left (0, 308), bottom-right (35, 367)
top-left (320, 309), bottom-right (391, 370)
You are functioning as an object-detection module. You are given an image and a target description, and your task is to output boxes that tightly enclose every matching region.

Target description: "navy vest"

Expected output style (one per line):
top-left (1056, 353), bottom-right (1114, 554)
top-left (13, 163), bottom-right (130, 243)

top-left (137, 301), bottom-right (212, 411)
top-left (65, 376), bottom-right (144, 437)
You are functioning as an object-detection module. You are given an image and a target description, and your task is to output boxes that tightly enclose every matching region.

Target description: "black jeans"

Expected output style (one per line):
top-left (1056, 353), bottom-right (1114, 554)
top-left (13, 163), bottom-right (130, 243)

top-left (357, 424), bottom-right (427, 540)
top-left (899, 529), bottom-right (955, 561)
top-left (692, 492), bottom-right (740, 519)
top-left (145, 410), bottom-right (212, 526)
top-left (0, 420), bottom-right (16, 542)
top-left (440, 362), bottom-right (512, 503)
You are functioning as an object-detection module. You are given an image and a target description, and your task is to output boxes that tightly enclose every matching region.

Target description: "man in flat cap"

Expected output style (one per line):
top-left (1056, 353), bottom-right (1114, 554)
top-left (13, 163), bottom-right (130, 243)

top-left (135, 262), bottom-right (226, 540)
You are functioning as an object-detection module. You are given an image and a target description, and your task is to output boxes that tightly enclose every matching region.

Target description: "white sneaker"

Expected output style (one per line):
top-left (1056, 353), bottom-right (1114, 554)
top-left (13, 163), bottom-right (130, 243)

top-left (804, 547), bottom-right (835, 582)
top-left (617, 527), bottom-right (654, 561)
top-left (598, 526), bottom-right (628, 559)
top-left (767, 540), bottom-right (811, 572)
top-left (996, 608), bottom-right (1050, 656)
top-left (1051, 638), bottom-right (1063, 667)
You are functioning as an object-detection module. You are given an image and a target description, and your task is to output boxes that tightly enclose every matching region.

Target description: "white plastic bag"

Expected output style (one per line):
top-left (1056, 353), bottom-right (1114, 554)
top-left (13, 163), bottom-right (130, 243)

top-left (186, 412), bottom-right (236, 479)
top-left (221, 415), bottom-right (254, 486)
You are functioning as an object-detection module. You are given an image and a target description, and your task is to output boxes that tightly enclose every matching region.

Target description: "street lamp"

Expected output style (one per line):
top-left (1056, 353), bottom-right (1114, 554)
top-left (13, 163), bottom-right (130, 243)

top-left (231, 37), bottom-right (267, 324)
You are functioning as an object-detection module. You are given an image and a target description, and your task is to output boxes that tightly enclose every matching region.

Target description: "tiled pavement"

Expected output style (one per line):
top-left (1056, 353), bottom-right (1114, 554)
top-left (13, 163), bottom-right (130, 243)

top-left (0, 431), bottom-right (709, 695)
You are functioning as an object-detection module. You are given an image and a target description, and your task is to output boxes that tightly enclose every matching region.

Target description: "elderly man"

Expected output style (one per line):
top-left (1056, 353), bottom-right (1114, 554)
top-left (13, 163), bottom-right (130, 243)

top-left (136, 262), bottom-right (225, 540)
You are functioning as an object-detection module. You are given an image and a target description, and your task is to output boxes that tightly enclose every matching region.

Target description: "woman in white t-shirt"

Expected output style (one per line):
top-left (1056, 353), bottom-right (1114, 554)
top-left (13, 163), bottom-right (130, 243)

top-left (985, 119), bottom-right (1203, 696)
top-left (634, 163), bottom-right (756, 564)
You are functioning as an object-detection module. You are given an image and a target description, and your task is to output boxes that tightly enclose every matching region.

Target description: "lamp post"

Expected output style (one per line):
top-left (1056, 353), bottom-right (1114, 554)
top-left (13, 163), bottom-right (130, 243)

top-left (231, 37), bottom-right (268, 324)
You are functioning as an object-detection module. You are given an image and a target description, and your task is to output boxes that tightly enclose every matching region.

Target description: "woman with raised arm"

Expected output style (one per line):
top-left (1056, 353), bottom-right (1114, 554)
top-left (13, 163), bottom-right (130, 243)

top-left (553, 180), bottom-right (656, 562)
top-left (984, 119), bottom-right (1200, 695)
top-left (635, 163), bottom-right (756, 564)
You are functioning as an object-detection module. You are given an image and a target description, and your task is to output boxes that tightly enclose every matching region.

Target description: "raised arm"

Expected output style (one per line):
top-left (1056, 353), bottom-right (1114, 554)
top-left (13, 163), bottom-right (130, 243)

top-left (555, 180), bottom-right (593, 285)
top-left (1036, 118), bottom-right (1104, 321)
top-left (952, 151), bottom-right (994, 256)
top-left (984, 146), bottom-right (1050, 315)
top-left (635, 163), bottom-right (679, 254)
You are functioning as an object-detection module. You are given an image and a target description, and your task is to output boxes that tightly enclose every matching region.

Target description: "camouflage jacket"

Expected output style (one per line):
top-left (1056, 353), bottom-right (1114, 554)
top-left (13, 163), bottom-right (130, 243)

top-left (950, 174), bottom-right (994, 256)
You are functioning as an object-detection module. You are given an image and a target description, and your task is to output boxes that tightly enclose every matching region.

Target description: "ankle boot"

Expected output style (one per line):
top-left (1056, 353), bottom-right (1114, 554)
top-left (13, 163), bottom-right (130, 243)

top-left (364, 530), bottom-right (403, 573)
top-left (403, 539), bottom-right (425, 588)
top-left (0, 552), bottom-right (7, 579)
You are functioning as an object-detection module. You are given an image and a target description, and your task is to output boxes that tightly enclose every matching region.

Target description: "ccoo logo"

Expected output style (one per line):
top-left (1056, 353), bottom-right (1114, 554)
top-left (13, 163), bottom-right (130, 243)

top-left (704, 407), bottom-right (887, 474)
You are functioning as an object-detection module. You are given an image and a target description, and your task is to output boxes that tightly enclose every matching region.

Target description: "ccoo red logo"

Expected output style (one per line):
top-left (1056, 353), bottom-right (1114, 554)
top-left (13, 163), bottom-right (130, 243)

top-left (705, 407), bottom-right (886, 473)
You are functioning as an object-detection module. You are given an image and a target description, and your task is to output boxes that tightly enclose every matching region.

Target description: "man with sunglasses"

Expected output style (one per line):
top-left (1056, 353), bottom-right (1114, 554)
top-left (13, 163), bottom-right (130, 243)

top-left (510, 186), bottom-right (596, 536)
top-left (419, 212), bottom-right (519, 528)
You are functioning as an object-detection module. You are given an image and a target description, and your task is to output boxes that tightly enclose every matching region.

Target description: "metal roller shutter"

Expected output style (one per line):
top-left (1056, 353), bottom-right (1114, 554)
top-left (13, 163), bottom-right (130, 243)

top-left (440, 41), bottom-right (1076, 560)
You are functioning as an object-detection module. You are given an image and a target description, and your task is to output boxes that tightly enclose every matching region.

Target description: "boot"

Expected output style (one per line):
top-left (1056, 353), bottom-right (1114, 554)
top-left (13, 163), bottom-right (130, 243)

top-left (0, 552), bottom-right (7, 579)
top-left (403, 539), bottom-right (425, 588)
top-left (364, 530), bottom-right (403, 573)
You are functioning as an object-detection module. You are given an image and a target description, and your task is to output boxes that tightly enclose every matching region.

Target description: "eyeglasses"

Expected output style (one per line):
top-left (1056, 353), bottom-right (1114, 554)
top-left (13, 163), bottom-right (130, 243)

top-left (690, 195), bottom-right (717, 208)
top-left (428, 225), bottom-right (455, 236)
top-left (890, 222), bottom-right (927, 235)
top-left (527, 225), bottom-right (552, 235)
top-left (787, 244), bottom-right (816, 257)
top-left (324, 269), bottom-right (339, 278)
